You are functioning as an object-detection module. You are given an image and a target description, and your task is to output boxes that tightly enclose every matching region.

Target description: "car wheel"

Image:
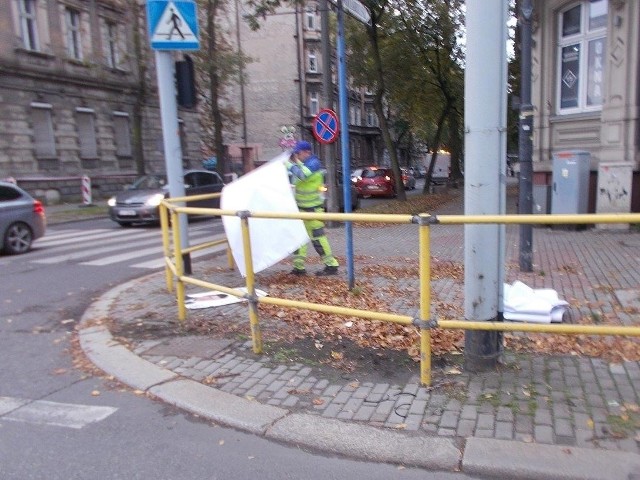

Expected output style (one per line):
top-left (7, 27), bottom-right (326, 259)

top-left (353, 196), bottom-right (361, 211)
top-left (3, 222), bottom-right (33, 255)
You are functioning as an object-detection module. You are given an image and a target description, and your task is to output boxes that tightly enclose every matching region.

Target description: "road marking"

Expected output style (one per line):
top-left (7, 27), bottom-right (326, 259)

top-left (28, 225), bottom-right (227, 269)
top-left (0, 396), bottom-right (117, 429)
top-left (38, 228), bottom-right (150, 248)
top-left (81, 232), bottom-right (225, 267)
top-left (130, 239), bottom-right (228, 269)
top-left (32, 235), bottom-right (164, 264)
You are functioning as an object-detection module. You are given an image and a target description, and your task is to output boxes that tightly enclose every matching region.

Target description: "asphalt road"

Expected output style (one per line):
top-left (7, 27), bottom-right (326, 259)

top-left (0, 213), bottom-right (481, 480)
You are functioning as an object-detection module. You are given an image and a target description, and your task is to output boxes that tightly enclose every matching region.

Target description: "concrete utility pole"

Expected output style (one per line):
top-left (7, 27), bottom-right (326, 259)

top-left (518, 0), bottom-right (534, 272)
top-left (320, 0), bottom-right (338, 217)
top-left (155, 50), bottom-right (191, 274)
top-left (463, 0), bottom-right (508, 371)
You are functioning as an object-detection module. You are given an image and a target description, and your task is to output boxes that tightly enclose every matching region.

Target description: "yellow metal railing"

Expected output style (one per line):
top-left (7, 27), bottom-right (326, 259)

top-left (159, 195), bottom-right (640, 386)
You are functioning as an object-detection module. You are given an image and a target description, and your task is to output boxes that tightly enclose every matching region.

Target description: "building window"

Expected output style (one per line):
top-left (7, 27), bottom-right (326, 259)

top-left (366, 107), bottom-right (375, 126)
top-left (105, 21), bottom-right (119, 68)
top-left (306, 9), bottom-right (316, 30)
top-left (76, 108), bottom-right (97, 158)
top-left (308, 50), bottom-right (317, 73)
top-left (65, 7), bottom-right (82, 60)
top-left (309, 91), bottom-right (319, 116)
top-left (113, 112), bottom-right (132, 157)
top-left (31, 103), bottom-right (56, 158)
top-left (557, 0), bottom-right (607, 114)
top-left (18, 0), bottom-right (39, 51)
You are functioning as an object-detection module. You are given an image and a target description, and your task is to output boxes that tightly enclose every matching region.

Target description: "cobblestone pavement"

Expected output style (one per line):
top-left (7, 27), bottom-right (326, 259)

top-left (101, 187), bottom-right (640, 460)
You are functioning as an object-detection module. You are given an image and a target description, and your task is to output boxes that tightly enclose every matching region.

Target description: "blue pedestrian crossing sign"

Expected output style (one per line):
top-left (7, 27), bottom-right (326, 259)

top-left (148, 0), bottom-right (199, 51)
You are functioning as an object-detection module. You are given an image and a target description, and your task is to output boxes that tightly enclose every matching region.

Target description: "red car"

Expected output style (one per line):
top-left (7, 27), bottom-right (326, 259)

top-left (356, 167), bottom-right (396, 198)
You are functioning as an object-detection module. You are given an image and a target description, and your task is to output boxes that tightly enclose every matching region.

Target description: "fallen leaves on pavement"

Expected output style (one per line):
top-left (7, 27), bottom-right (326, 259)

top-left (258, 259), bottom-right (640, 365)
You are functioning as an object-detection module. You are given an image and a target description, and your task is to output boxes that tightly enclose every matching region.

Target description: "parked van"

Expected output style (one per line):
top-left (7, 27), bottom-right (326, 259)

top-left (426, 153), bottom-right (451, 184)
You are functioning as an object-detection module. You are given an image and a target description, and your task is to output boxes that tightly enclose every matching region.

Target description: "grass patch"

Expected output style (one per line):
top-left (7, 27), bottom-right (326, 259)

top-left (606, 404), bottom-right (640, 439)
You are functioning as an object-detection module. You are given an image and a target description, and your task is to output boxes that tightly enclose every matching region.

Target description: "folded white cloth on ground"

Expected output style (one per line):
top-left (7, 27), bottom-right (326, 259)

top-left (503, 281), bottom-right (568, 323)
top-left (185, 287), bottom-right (267, 310)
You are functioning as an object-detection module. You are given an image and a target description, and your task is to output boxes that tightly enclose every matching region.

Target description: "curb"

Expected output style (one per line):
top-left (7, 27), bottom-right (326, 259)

top-left (79, 276), bottom-right (640, 479)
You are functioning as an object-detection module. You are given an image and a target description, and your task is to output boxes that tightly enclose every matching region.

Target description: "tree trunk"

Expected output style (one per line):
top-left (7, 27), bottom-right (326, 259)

top-left (205, 0), bottom-right (227, 177)
top-left (368, 19), bottom-right (406, 201)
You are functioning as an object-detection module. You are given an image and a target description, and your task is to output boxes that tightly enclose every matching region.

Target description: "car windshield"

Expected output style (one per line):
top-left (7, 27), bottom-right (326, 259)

top-left (131, 175), bottom-right (167, 190)
top-left (362, 169), bottom-right (387, 178)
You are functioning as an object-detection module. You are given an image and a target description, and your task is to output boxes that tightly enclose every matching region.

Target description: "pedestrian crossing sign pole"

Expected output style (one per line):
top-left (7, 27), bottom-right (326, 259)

top-left (148, 0), bottom-right (199, 50)
top-left (147, 0), bottom-right (200, 274)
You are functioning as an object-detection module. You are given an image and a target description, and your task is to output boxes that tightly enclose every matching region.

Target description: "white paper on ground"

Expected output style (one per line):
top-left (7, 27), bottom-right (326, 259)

top-left (220, 153), bottom-right (309, 277)
top-left (185, 287), bottom-right (268, 310)
top-left (503, 281), bottom-right (569, 323)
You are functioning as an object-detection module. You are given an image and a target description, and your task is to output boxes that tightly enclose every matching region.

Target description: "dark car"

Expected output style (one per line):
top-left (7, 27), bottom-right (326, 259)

top-left (355, 166), bottom-right (396, 198)
top-left (320, 170), bottom-right (360, 212)
top-left (107, 170), bottom-right (225, 227)
top-left (0, 181), bottom-right (46, 254)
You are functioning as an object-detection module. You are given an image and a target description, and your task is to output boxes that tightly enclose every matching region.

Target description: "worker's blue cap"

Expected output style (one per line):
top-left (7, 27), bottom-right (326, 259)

top-left (293, 140), bottom-right (312, 154)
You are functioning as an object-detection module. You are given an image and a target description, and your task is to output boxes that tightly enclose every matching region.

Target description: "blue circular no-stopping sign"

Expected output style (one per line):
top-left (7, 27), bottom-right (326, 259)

top-left (312, 109), bottom-right (340, 144)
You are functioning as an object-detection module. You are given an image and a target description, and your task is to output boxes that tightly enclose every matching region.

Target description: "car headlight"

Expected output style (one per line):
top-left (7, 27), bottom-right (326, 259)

top-left (145, 193), bottom-right (165, 207)
top-left (107, 196), bottom-right (116, 207)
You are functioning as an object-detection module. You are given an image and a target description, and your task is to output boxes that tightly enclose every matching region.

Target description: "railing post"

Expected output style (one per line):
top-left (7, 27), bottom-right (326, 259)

top-left (239, 211), bottom-right (263, 353)
top-left (159, 202), bottom-right (173, 292)
top-left (417, 214), bottom-right (434, 386)
top-left (171, 209), bottom-right (186, 322)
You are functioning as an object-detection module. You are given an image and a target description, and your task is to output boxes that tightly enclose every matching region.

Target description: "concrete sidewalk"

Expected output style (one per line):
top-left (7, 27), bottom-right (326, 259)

top-left (78, 188), bottom-right (640, 479)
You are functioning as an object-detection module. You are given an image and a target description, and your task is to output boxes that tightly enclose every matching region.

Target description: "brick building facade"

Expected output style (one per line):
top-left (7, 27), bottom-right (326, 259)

top-left (0, 0), bottom-right (201, 203)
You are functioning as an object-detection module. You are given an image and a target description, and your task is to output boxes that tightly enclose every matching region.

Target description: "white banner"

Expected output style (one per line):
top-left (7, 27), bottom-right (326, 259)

top-left (221, 153), bottom-right (309, 276)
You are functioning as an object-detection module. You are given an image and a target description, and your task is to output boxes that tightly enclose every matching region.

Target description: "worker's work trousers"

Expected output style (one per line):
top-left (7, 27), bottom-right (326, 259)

top-left (293, 211), bottom-right (339, 270)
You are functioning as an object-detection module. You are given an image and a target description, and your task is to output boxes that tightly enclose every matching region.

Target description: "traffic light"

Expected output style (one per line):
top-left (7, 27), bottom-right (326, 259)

top-left (175, 55), bottom-right (196, 108)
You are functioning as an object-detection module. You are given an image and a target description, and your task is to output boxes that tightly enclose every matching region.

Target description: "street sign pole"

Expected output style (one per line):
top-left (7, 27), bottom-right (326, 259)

top-left (326, 0), bottom-right (368, 290)
top-left (335, 0), bottom-right (355, 289)
top-left (147, 0), bottom-right (200, 274)
top-left (155, 50), bottom-right (191, 273)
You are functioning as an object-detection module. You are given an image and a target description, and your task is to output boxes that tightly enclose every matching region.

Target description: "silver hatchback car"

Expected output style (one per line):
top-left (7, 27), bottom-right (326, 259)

top-left (108, 170), bottom-right (225, 227)
top-left (0, 181), bottom-right (47, 255)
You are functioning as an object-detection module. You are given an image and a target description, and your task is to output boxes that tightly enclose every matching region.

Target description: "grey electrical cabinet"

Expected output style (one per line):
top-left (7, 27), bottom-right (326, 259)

top-left (551, 150), bottom-right (590, 215)
top-left (533, 185), bottom-right (551, 214)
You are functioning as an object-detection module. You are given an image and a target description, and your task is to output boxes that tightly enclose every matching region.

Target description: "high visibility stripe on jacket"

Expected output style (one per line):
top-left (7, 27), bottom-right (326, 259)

top-left (287, 154), bottom-right (324, 209)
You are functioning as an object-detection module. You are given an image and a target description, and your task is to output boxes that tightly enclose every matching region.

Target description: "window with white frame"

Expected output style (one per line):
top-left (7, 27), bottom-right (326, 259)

top-left (308, 50), bottom-right (317, 73)
top-left (18, 0), bottom-right (39, 51)
top-left (366, 107), bottom-right (375, 126)
top-left (306, 8), bottom-right (316, 30)
top-left (105, 21), bottom-right (119, 68)
top-left (76, 108), bottom-right (97, 158)
top-left (113, 112), bottom-right (132, 157)
top-left (557, 0), bottom-right (607, 114)
top-left (309, 91), bottom-right (319, 116)
top-left (31, 103), bottom-right (56, 158)
top-left (65, 7), bottom-right (82, 60)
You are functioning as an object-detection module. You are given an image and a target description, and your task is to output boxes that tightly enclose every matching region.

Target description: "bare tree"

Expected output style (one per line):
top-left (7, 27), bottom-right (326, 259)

top-left (195, 0), bottom-right (249, 177)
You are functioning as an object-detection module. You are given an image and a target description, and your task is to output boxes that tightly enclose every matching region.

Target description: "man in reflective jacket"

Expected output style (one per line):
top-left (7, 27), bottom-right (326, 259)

top-left (285, 140), bottom-right (339, 276)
